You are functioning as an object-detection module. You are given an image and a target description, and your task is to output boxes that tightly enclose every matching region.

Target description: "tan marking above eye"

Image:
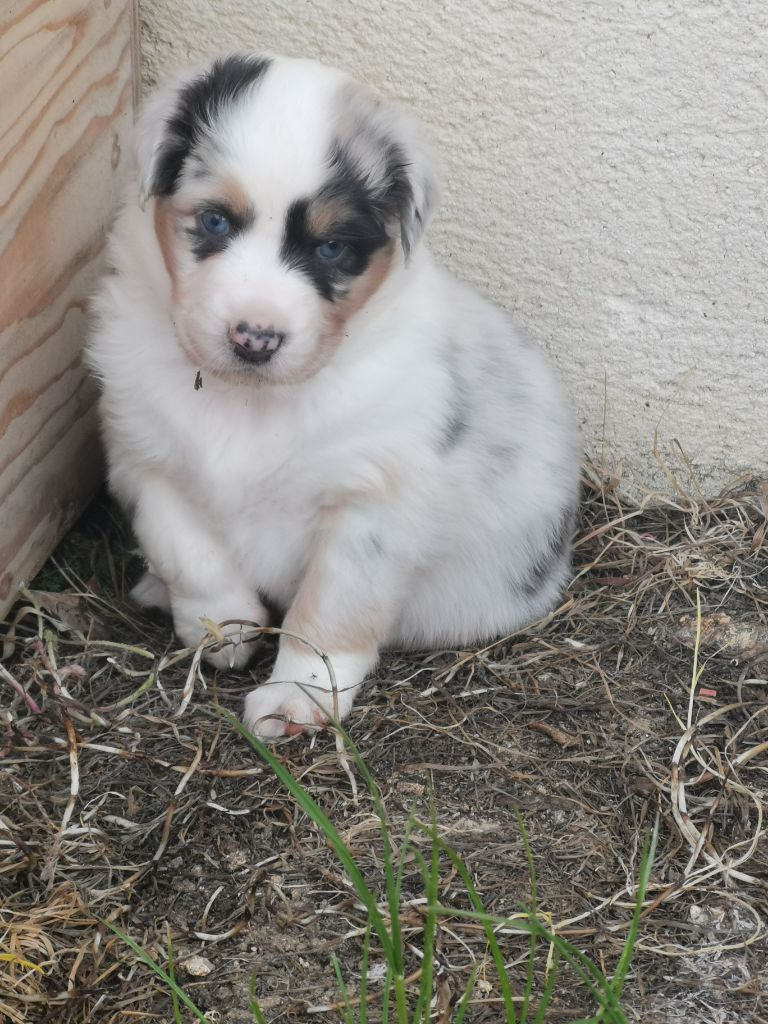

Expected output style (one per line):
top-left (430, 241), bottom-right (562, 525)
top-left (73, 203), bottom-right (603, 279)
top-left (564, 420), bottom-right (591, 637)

top-left (306, 195), bottom-right (354, 238)
top-left (214, 173), bottom-right (253, 220)
top-left (180, 172), bottom-right (254, 222)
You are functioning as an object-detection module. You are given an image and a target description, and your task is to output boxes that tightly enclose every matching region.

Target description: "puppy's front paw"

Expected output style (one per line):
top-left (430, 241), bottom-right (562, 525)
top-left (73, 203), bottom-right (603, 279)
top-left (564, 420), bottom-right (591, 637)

top-left (202, 629), bottom-right (261, 672)
top-left (243, 680), bottom-right (356, 739)
top-left (172, 594), bottom-right (267, 671)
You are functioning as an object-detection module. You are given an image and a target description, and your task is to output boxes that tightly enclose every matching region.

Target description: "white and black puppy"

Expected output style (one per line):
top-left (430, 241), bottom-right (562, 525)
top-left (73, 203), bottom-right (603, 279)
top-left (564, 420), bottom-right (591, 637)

top-left (88, 54), bottom-right (580, 738)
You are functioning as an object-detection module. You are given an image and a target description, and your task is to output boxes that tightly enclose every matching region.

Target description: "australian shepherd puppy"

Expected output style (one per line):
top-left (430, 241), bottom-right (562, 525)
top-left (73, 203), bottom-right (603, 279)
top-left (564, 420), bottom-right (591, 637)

top-left (88, 54), bottom-right (580, 738)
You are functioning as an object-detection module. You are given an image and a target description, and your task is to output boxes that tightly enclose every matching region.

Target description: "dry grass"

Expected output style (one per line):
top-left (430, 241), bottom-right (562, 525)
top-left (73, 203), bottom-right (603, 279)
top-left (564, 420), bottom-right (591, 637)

top-left (1, 464), bottom-right (767, 1023)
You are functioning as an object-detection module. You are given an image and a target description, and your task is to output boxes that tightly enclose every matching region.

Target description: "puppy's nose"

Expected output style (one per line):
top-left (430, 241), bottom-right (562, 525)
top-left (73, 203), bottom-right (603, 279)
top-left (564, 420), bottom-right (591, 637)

top-left (228, 321), bottom-right (285, 364)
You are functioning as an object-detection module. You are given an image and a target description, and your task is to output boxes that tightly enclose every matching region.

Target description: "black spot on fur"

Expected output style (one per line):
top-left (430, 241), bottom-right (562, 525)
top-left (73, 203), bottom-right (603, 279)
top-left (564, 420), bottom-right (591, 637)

top-left (437, 345), bottom-right (471, 452)
top-left (520, 507), bottom-right (575, 598)
top-left (152, 55), bottom-right (271, 197)
top-left (280, 140), bottom-right (409, 299)
top-left (482, 443), bottom-right (520, 482)
top-left (365, 533), bottom-right (385, 557)
top-left (440, 412), bottom-right (469, 451)
top-left (185, 202), bottom-right (255, 260)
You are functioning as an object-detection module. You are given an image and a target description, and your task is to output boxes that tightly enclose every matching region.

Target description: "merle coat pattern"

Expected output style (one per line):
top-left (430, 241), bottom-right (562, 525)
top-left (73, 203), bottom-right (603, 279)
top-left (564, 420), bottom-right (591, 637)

top-left (88, 55), bottom-right (581, 737)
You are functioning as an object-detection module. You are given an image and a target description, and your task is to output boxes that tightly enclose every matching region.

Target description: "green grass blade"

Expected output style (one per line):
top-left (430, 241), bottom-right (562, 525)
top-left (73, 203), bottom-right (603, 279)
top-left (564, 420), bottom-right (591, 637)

top-left (382, 961), bottom-right (393, 1024)
top-left (607, 820), bottom-right (657, 1004)
top-left (113, 668), bottom-right (156, 708)
top-left (102, 920), bottom-right (208, 1023)
top-left (331, 716), bottom-right (406, 980)
top-left (454, 965), bottom-right (479, 1024)
top-left (393, 971), bottom-right (409, 1023)
top-left (408, 850), bottom-right (430, 1024)
top-left (359, 924), bottom-right (371, 1024)
top-left (415, 825), bottom-right (517, 1024)
top-left (411, 824), bottom-right (440, 1024)
top-left (532, 947), bottom-right (561, 1024)
top-left (228, 712), bottom-right (393, 961)
top-left (425, 904), bottom-right (628, 1022)
top-left (332, 954), bottom-right (355, 1024)
top-left (388, 812), bottom-right (418, 985)
top-left (225, 704), bottom-right (649, 1024)
top-left (516, 920), bottom-right (627, 1023)
top-left (514, 808), bottom-right (537, 1024)
top-left (166, 931), bottom-right (182, 1024)
top-left (380, 811), bottom-right (407, 988)
top-left (248, 975), bottom-right (267, 1024)
top-left (230, 684), bottom-right (413, 979)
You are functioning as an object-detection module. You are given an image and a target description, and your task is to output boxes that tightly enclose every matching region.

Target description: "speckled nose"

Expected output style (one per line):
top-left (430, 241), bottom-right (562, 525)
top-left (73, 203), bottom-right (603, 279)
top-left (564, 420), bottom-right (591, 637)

top-left (228, 321), bottom-right (285, 364)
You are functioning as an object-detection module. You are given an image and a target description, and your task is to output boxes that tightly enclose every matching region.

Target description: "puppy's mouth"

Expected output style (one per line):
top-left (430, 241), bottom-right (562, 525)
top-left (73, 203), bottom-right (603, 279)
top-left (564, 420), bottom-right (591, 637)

top-left (227, 323), bottom-right (286, 365)
top-left (174, 322), bottom-right (323, 388)
top-left (173, 324), bottom-right (275, 382)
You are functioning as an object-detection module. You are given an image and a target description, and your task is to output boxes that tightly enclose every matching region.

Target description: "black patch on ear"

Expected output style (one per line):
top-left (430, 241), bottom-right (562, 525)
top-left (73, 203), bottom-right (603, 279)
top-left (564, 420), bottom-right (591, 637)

top-left (340, 136), bottom-right (414, 232)
top-left (185, 202), bottom-right (255, 260)
top-left (520, 507), bottom-right (575, 598)
top-left (152, 55), bottom-right (271, 197)
top-left (280, 140), bottom-right (410, 299)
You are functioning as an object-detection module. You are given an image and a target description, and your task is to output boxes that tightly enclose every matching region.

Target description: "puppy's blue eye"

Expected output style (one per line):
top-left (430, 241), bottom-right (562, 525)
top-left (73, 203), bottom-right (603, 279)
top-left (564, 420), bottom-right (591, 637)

top-left (199, 209), bottom-right (231, 236)
top-left (316, 239), bottom-right (346, 260)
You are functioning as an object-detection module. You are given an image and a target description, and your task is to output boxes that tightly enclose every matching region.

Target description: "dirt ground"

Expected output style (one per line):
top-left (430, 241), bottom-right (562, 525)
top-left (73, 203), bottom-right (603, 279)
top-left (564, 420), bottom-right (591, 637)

top-left (1, 466), bottom-right (767, 1023)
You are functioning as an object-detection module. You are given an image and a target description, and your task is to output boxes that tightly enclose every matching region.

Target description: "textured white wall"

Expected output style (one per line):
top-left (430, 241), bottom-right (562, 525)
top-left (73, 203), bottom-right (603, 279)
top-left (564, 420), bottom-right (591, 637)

top-left (140, 0), bottom-right (768, 494)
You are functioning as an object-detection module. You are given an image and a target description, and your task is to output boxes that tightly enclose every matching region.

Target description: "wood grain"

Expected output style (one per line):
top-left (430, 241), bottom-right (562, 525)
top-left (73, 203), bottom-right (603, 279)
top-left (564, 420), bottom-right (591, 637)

top-left (0, 0), bottom-right (139, 616)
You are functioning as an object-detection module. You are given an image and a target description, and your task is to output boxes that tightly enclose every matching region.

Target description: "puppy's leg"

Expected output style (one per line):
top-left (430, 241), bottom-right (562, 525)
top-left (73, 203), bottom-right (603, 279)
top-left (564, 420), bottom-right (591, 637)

top-left (132, 474), bottom-right (266, 669)
top-left (244, 513), bottom-right (401, 738)
top-left (130, 570), bottom-right (171, 612)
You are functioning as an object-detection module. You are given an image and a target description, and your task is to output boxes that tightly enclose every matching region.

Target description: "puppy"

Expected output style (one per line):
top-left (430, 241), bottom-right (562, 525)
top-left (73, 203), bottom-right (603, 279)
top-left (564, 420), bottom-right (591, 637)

top-left (88, 54), bottom-right (580, 738)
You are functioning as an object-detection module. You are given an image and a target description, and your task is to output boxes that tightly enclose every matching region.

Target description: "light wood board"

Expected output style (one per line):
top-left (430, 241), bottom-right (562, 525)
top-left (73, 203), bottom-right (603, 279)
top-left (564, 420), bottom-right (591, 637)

top-left (0, 0), bottom-right (139, 617)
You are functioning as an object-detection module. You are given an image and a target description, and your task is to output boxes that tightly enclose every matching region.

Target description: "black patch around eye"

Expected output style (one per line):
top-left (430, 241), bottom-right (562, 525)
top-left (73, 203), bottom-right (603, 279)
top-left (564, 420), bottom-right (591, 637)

top-left (280, 140), bottom-right (407, 299)
top-left (281, 200), bottom-right (388, 300)
top-left (152, 55), bottom-right (271, 198)
top-left (186, 203), bottom-right (254, 260)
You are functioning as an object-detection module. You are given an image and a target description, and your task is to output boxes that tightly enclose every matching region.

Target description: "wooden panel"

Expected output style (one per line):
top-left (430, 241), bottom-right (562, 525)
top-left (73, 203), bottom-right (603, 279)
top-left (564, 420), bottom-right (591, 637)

top-left (0, 0), bottom-right (139, 617)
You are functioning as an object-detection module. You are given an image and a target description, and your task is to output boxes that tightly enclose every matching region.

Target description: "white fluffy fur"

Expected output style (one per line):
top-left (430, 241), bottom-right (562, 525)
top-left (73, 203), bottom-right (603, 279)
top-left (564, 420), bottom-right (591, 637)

top-left (88, 55), bottom-right (580, 738)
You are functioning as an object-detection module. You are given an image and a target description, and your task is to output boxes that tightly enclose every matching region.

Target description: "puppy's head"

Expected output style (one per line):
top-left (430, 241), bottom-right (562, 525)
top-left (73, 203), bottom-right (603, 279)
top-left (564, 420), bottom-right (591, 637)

top-left (136, 54), bottom-right (438, 384)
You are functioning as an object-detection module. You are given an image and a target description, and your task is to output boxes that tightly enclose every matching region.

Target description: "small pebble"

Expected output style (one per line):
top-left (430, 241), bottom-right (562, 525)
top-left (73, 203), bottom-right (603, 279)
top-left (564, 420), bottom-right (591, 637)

top-left (182, 955), bottom-right (215, 977)
top-left (224, 848), bottom-right (249, 870)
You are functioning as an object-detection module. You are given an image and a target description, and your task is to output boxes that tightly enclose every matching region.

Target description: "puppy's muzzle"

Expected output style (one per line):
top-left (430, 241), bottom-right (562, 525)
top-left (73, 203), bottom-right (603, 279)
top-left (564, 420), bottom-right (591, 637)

top-left (228, 322), bottom-right (285, 365)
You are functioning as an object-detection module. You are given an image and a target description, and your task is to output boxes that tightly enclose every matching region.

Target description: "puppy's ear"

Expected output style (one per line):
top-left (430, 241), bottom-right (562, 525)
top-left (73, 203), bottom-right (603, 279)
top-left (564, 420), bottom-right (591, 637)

top-left (391, 106), bottom-right (440, 260)
top-left (335, 81), bottom-right (440, 261)
top-left (135, 71), bottom-right (197, 209)
top-left (135, 56), bottom-right (272, 208)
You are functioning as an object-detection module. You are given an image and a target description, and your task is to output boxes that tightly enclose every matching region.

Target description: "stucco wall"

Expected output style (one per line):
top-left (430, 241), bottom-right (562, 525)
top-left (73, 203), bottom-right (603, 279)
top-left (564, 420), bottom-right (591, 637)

top-left (140, 0), bottom-right (767, 495)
